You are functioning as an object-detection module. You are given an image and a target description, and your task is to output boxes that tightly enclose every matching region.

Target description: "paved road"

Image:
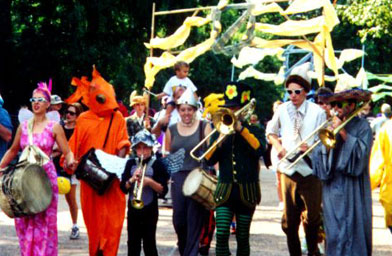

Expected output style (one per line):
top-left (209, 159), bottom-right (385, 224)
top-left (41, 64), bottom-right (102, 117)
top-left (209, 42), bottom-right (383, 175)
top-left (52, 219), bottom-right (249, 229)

top-left (1, 167), bottom-right (391, 255)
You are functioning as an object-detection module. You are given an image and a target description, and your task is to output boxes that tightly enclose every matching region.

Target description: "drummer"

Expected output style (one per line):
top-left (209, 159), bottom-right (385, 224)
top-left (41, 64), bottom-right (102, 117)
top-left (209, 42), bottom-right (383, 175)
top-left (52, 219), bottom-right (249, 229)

top-left (164, 88), bottom-right (212, 256)
top-left (0, 80), bottom-right (76, 256)
top-left (204, 82), bottom-right (266, 256)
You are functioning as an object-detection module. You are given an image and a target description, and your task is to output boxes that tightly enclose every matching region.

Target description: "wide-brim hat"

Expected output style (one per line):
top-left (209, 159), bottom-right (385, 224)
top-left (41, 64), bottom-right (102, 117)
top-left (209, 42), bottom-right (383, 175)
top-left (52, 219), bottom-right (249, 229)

top-left (51, 94), bottom-right (64, 105)
top-left (220, 81), bottom-right (253, 108)
top-left (131, 129), bottom-right (156, 148)
top-left (285, 62), bottom-right (312, 92)
top-left (319, 73), bottom-right (372, 103)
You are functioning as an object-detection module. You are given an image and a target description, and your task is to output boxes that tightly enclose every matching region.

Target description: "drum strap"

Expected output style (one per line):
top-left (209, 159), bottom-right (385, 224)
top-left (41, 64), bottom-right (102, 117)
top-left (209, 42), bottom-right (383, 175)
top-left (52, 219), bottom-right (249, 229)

top-left (19, 119), bottom-right (50, 165)
top-left (103, 113), bottom-right (114, 149)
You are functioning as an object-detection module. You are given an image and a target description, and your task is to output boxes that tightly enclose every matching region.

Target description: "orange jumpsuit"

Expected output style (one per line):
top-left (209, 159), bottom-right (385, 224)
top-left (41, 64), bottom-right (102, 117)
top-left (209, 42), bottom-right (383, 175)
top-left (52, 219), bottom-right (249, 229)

top-left (68, 110), bottom-right (130, 255)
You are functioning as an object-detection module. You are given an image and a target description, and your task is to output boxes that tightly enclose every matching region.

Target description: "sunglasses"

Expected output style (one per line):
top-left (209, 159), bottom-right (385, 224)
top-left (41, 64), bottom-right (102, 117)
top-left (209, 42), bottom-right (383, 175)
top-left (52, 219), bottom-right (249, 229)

top-left (331, 101), bottom-right (349, 108)
top-left (287, 88), bottom-right (304, 95)
top-left (30, 97), bottom-right (47, 103)
top-left (66, 110), bottom-right (77, 116)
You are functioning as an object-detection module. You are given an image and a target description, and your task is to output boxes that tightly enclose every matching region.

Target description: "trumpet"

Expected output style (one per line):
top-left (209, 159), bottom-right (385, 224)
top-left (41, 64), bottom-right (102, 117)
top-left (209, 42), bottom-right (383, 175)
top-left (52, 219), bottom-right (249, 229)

top-left (285, 101), bottom-right (370, 169)
top-left (190, 98), bottom-right (256, 161)
top-left (131, 155), bottom-right (147, 209)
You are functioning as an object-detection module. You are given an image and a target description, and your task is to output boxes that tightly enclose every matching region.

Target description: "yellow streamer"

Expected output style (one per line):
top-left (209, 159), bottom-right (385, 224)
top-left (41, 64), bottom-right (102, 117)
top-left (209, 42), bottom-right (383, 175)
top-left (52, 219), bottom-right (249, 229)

top-left (144, 37), bottom-right (215, 89)
top-left (231, 47), bottom-right (285, 68)
top-left (255, 16), bottom-right (326, 36)
top-left (282, 0), bottom-right (325, 15)
top-left (145, 16), bottom-right (211, 50)
top-left (251, 2), bottom-right (283, 16)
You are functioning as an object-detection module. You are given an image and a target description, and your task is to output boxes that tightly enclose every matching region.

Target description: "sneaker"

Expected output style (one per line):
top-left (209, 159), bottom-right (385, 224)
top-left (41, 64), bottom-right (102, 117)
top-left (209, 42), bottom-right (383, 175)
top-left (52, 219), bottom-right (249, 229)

top-left (70, 226), bottom-right (80, 240)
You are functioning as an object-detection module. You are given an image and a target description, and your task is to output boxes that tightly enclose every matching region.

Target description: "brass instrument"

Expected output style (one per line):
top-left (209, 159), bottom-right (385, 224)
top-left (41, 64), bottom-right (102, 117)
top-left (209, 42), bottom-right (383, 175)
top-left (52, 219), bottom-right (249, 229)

top-left (190, 99), bottom-right (256, 162)
top-left (285, 101), bottom-right (370, 169)
top-left (276, 117), bottom-right (332, 166)
top-left (131, 155), bottom-right (147, 209)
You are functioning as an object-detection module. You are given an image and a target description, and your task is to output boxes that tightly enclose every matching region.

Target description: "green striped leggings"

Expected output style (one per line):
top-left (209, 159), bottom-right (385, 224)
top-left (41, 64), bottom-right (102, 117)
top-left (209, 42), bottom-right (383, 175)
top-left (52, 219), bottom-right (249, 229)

top-left (215, 206), bottom-right (253, 256)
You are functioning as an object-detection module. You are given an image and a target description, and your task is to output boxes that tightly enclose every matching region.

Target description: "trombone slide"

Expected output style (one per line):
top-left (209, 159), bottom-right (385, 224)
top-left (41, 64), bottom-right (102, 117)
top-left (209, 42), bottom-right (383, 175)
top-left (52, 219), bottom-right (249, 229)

top-left (277, 118), bottom-right (331, 166)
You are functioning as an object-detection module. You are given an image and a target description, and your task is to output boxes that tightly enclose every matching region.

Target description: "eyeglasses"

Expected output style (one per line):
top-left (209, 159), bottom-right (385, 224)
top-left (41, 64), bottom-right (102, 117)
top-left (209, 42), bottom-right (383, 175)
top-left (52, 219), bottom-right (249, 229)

top-left (287, 88), bottom-right (304, 95)
top-left (66, 110), bottom-right (77, 116)
top-left (30, 97), bottom-right (47, 103)
top-left (331, 101), bottom-right (349, 108)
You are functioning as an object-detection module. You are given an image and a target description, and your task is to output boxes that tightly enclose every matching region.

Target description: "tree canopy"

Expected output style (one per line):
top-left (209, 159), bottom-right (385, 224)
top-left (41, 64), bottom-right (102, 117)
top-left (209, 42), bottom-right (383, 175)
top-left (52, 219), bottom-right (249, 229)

top-left (0, 0), bottom-right (391, 120)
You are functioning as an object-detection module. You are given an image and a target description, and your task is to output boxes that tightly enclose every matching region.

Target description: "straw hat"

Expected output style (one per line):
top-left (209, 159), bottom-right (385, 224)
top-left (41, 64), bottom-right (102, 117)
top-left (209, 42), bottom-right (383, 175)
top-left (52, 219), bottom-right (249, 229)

top-left (319, 74), bottom-right (372, 103)
top-left (129, 90), bottom-right (146, 107)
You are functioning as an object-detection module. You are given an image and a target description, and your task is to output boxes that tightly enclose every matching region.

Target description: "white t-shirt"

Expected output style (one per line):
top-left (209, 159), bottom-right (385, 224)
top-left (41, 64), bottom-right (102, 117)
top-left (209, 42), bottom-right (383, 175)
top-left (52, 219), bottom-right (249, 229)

top-left (163, 76), bottom-right (197, 97)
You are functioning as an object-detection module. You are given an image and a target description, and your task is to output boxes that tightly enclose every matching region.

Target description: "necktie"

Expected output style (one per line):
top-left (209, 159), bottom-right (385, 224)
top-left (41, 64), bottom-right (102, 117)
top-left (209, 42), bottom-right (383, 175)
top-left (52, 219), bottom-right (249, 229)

top-left (294, 110), bottom-right (303, 138)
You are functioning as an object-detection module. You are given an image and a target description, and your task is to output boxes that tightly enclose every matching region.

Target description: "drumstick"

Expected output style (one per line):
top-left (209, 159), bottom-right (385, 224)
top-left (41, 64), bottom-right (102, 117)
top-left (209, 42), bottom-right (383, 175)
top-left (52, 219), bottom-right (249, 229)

top-left (143, 89), bottom-right (158, 98)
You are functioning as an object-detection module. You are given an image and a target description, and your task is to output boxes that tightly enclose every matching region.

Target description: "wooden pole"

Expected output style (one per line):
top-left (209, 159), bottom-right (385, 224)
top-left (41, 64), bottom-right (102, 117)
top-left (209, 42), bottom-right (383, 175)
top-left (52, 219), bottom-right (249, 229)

top-left (154, 0), bottom-right (288, 16)
top-left (144, 2), bottom-right (156, 128)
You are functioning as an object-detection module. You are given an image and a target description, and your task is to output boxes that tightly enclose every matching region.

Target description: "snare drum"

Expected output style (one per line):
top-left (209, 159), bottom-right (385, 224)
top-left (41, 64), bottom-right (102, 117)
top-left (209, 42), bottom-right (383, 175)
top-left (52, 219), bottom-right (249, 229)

top-left (0, 162), bottom-right (53, 218)
top-left (183, 168), bottom-right (217, 210)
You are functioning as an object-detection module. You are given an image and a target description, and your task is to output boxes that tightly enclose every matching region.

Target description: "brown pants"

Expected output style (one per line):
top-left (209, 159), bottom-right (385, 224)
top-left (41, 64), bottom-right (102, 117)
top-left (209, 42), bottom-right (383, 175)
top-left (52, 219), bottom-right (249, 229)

top-left (281, 172), bottom-right (322, 256)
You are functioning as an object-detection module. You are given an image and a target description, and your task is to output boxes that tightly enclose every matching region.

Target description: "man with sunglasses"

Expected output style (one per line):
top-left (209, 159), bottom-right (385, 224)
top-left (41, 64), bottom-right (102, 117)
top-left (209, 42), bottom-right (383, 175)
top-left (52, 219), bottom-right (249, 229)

top-left (312, 86), bottom-right (373, 256)
top-left (266, 63), bottom-right (325, 256)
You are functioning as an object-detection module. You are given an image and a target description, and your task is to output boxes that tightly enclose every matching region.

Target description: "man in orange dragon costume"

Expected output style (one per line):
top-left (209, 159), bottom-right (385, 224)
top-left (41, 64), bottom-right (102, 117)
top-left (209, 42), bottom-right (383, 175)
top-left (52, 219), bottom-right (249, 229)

top-left (66, 66), bottom-right (130, 256)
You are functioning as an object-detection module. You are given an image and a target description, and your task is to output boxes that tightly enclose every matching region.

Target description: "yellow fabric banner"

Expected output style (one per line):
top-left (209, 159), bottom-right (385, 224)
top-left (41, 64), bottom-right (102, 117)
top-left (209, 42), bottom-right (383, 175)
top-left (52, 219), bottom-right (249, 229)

top-left (255, 16), bottom-right (326, 36)
top-left (145, 16), bottom-right (211, 50)
top-left (251, 2), bottom-right (283, 16)
top-left (144, 37), bottom-right (215, 89)
top-left (281, 0), bottom-right (325, 15)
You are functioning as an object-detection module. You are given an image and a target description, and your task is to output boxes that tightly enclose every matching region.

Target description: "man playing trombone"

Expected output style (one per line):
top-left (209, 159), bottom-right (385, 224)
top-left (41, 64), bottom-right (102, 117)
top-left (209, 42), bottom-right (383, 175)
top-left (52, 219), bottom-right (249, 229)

top-left (312, 82), bottom-right (373, 256)
top-left (266, 63), bottom-right (326, 256)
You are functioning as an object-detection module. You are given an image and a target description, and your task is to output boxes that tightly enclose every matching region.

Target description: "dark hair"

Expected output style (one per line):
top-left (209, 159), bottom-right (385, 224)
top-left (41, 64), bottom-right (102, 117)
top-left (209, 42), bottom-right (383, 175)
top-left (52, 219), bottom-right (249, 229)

top-left (315, 87), bottom-right (333, 103)
top-left (174, 61), bottom-right (189, 71)
top-left (285, 75), bottom-right (311, 92)
top-left (68, 102), bottom-right (83, 117)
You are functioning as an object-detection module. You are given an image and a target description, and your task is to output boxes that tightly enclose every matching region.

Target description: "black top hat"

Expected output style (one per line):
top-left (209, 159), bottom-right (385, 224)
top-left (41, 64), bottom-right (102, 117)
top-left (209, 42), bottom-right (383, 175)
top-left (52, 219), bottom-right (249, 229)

top-left (220, 81), bottom-right (253, 108)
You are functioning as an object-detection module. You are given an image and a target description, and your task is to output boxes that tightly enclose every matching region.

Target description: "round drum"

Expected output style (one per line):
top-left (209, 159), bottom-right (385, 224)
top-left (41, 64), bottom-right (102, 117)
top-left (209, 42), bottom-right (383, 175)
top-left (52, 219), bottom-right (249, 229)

top-left (183, 168), bottom-right (217, 210)
top-left (0, 163), bottom-right (53, 218)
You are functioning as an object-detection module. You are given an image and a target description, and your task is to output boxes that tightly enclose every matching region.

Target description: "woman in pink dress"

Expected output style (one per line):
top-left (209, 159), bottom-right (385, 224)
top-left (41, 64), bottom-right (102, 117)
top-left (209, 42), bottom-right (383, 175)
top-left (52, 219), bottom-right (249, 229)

top-left (0, 80), bottom-right (76, 256)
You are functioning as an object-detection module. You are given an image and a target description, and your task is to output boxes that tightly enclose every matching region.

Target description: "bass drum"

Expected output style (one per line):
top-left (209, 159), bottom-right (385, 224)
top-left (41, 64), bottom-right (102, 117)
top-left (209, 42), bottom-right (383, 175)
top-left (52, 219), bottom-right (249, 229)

top-left (183, 168), bottom-right (217, 210)
top-left (0, 162), bottom-right (53, 218)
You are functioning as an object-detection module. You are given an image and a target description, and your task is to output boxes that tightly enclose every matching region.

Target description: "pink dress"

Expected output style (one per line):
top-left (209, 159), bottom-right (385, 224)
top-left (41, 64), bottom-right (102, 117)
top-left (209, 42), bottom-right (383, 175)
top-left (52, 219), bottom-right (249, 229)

top-left (15, 120), bottom-right (58, 256)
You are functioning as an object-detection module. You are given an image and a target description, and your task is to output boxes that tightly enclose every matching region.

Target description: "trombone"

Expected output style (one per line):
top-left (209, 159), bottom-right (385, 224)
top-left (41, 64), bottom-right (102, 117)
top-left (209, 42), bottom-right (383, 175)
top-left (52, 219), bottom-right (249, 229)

top-left (285, 101), bottom-right (370, 169)
top-left (190, 98), bottom-right (256, 161)
top-left (276, 117), bottom-right (332, 166)
top-left (131, 155), bottom-right (147, 209)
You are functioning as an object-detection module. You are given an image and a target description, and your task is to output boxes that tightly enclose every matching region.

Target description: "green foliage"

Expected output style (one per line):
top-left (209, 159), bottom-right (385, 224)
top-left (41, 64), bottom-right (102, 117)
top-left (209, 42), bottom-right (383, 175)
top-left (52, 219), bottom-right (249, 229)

top-left (338, 0), bottom-right (392, 41)
top-left (0, 0), bottom-right (389, 118)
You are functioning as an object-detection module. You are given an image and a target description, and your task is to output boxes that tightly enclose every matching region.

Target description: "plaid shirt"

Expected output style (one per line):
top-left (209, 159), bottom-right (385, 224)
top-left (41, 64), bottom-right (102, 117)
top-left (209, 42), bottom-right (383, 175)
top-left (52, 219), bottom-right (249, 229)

top-left (125, 113), bottom-right (155, 141)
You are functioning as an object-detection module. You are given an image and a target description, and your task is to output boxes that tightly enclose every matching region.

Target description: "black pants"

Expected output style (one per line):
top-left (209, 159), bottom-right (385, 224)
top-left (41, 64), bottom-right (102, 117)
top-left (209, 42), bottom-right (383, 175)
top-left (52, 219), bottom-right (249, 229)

top-left (127, 202), bottom-right (159, 256)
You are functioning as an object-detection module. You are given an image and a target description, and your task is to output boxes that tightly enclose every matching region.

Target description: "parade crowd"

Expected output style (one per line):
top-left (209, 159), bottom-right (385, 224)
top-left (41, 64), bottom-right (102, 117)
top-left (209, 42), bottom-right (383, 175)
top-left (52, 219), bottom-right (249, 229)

top-left (0, 61), bottom-right (391, 256)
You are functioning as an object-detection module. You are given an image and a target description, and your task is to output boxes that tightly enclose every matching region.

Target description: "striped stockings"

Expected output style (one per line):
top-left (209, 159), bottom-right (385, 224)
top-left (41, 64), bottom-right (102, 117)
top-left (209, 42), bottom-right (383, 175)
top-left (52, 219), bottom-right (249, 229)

top-left (215, 206), bottom-right (253, 256)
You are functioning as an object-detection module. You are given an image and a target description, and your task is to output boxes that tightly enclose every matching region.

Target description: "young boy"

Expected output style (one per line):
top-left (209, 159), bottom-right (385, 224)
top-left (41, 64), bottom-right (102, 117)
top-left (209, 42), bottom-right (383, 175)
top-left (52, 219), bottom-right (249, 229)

top-left (156, 61), bottom-right (198, 126)
top-left (120, 129), bottom-right (169, 256)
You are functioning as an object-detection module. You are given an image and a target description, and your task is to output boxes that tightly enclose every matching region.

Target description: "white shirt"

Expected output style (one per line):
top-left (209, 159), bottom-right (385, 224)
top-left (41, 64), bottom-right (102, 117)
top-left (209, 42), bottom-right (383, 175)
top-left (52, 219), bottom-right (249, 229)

top-left (163, 76), bottom-right (197, 97)
top-left (266, 100), bottom-right (326, 177)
